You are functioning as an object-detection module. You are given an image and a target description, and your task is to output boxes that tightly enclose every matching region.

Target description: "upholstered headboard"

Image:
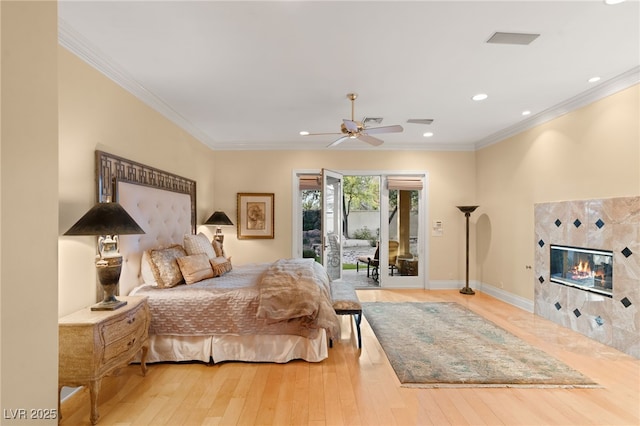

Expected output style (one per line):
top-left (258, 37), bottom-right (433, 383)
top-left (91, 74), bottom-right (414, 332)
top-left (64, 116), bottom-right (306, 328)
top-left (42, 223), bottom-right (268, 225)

top-left (117, 181), bottom-right (192, 295)
top-left (95, 151), bottom-right (196, 296)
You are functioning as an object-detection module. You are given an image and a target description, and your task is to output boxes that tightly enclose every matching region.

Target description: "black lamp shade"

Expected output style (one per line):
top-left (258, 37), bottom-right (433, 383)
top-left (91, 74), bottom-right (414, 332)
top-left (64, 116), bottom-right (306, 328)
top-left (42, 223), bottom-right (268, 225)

top-left (205, 211), bottom-right (234, 226)
top-left (64, 202), bottom-right (145, 236)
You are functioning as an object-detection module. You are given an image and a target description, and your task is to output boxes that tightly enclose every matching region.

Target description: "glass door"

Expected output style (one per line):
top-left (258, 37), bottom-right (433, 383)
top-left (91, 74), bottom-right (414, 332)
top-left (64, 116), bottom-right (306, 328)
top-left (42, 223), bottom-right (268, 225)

top-left (322, 169), bottom-right (343, 280)
top-left (381, 176), bottom-right (424, 288)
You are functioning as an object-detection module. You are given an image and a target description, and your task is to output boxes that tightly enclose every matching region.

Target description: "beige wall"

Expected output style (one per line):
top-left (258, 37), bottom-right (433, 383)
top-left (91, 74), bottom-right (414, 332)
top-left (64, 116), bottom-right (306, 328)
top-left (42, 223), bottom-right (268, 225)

top-left (58, 46), bottom-right (217, 316)
top-left (476, 84), bottom-right (640, 299)
top-left (1, 1), bottom-right (59, 421)
top-left (212, 150), bottom-right (477, 282)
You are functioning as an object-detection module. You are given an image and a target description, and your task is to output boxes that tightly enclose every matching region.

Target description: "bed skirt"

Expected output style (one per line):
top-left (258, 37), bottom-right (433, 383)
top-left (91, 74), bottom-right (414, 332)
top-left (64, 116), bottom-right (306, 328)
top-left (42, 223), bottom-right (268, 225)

top-left (140, 331), bottom-right (328, 364)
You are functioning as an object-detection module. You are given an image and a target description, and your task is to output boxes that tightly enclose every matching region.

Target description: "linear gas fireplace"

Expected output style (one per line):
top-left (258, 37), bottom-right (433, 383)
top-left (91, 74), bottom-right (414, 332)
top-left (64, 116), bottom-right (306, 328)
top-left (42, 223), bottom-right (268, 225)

top-left (550, 245), bottom-right (613, 297)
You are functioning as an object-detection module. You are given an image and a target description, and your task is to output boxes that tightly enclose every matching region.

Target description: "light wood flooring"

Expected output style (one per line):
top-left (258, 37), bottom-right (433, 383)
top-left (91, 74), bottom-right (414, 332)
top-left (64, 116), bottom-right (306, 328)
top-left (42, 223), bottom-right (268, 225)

top-left (60, 290), bottom-right (640, 425)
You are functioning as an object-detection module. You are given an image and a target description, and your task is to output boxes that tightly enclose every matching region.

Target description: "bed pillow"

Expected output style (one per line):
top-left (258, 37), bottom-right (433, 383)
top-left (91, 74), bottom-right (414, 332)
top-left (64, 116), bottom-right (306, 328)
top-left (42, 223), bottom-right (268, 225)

top-left (176, 253), bottom-right (214, 284)
top-left (210, 256), bottom-right (233, 277)
top-left (183, 232), bottom-right (216, 260)
top-left (148, 244), bottom-right (187, 288)
top-left (212, 239), bottom-right (227, 258)
top-left (140, 250), bottom-right (157, 285)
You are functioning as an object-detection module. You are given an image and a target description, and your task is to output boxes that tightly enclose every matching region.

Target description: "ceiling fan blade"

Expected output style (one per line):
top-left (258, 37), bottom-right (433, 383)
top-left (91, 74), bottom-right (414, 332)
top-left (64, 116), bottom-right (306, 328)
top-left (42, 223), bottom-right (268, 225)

top-left (304, 132), bottom-right (342, 136)
top-left (343, 119), bottom-right (359, 132)
top-left (363, 124), bottom-right (404, 135)
top-left (327, 136), bottom-right (351, 148)
top-left (357, 133), bottom-right (384, 146)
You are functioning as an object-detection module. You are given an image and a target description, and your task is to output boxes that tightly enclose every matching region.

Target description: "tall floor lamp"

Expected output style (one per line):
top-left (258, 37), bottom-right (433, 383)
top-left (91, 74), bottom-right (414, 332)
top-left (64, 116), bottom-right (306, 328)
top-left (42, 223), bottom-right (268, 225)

top-left (457, 206), bottom-right (479, 295)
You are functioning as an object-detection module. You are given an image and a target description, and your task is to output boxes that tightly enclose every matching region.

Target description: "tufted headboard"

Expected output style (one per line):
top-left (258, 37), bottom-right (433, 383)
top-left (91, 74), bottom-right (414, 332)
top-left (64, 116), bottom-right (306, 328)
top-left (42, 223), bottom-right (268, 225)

top-left (94, 151), bottom-right (196, 297)
top-left (117, 181), bottom-right (193, 295)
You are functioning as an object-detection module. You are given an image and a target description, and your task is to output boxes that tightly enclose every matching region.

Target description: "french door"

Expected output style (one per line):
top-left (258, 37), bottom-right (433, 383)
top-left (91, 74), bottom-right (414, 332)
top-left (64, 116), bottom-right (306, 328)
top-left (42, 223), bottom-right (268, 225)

top-left (322, 169), bottom-right (343, 281)
top-left (293, 169), bottom-right (427, 288)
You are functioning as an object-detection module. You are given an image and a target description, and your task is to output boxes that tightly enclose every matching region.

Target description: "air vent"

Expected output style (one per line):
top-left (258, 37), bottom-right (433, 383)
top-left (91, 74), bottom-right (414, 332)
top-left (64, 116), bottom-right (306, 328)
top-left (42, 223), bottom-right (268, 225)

top-left (487, 32), bottom-right (540, 45)
top-left (363, 117), bottom-right (383, 125)
top-left (407, 119), bottom-right (434, 125)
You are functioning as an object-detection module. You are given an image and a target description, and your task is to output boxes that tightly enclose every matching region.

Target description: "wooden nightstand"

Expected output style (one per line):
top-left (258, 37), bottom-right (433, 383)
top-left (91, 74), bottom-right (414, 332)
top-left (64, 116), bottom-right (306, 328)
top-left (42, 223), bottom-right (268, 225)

top-left (58, 296), bottom-right (150, 425)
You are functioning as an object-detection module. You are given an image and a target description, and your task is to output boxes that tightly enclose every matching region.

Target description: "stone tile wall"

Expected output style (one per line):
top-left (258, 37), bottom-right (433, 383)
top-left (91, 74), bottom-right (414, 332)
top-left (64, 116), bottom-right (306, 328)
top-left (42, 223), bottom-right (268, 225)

top-left (534, 196), bottom-right (639, 358)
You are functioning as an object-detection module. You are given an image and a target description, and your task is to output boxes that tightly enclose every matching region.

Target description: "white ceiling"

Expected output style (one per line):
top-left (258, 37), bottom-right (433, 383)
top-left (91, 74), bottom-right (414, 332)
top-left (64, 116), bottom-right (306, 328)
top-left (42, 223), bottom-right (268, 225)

top-left (59, 1), bottom-right (640, 151)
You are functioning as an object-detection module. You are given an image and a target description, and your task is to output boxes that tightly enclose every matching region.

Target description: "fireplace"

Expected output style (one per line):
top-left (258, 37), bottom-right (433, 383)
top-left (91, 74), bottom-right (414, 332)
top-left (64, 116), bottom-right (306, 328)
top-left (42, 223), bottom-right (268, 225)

top-left (550, 245), bottom-right (613, 297)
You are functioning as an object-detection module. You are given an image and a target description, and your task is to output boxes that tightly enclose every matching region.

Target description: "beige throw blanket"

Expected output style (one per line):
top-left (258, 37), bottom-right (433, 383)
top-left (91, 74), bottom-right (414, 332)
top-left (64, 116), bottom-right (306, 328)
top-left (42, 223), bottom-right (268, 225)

top-left (257, 258), bottom-right (339, 338)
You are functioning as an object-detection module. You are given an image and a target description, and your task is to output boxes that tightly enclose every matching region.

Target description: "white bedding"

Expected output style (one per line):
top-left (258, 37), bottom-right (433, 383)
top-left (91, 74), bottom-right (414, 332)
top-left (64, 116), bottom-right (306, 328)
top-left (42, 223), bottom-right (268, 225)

top-left (131, 260), bottom-right (336, 363)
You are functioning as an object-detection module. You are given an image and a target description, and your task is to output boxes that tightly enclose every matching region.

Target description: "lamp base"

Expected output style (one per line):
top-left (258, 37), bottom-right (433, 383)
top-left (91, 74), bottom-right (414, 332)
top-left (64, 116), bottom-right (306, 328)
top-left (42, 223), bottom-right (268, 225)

top-left (460, 286), bottom-right (476, 295)
top-left (94, 256), bottom-right (127, 311)
top-left (91, 299), bottom-right (128, 311)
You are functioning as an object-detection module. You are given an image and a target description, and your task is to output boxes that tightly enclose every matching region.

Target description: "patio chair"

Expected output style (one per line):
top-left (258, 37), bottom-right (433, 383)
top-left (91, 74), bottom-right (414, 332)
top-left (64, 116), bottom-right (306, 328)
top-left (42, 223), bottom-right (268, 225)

top-left (356, 241), bottom-right (399, 282)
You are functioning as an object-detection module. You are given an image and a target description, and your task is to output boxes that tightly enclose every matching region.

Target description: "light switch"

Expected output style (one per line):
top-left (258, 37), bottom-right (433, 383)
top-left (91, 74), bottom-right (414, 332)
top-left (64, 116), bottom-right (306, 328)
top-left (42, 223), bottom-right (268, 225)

top-left (432, 220), bottom-right (443, 236)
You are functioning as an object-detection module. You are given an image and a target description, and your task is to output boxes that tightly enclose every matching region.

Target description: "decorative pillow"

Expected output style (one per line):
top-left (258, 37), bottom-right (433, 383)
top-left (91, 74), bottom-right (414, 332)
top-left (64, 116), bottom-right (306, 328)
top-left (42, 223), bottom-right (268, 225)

top-left (140, 250), bottom-right (157, 284)
top-left (176, 253), bottom-right (214, 284)
top-left (148, 244), bottom-right (187, 288)
top-left (210, 256), bottom-right (233, 277)
top-left (212, 239), bottom-right (226, 258)
top-left (183, 233), bottom-right (216, 260)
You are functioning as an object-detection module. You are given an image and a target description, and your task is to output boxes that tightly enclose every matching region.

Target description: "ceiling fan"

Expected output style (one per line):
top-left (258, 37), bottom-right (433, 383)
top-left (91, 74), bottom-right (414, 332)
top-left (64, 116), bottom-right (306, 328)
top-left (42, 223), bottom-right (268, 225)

top-left (305, 93), bottom-right (404, 148)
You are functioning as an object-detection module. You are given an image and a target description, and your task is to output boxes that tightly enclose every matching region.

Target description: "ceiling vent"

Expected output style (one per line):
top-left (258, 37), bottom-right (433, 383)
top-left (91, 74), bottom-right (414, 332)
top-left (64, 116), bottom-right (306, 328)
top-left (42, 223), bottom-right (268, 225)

top-left (407, 119), bottom-right (434, 125)
top-left (487, 32), bottom-right (540, 45)
top-left (363, 117), bottom-right (383, 125)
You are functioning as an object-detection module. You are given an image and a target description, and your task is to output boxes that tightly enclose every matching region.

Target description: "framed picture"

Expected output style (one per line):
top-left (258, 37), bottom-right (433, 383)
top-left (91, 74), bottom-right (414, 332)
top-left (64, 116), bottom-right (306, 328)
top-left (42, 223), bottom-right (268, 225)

top-left (237, 193), bottom-right (274, 239)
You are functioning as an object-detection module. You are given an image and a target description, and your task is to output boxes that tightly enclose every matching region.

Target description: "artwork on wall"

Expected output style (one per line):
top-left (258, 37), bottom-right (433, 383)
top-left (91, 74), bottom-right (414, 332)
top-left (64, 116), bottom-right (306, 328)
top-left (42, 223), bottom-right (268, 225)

top-left (237, 193), bottom-right (274, 239)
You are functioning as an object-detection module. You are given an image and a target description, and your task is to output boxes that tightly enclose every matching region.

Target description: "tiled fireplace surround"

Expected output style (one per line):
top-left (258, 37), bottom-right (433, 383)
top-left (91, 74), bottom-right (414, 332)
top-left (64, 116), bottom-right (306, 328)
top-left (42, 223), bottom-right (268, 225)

top-left (534, 196), bottom-right (639, 359)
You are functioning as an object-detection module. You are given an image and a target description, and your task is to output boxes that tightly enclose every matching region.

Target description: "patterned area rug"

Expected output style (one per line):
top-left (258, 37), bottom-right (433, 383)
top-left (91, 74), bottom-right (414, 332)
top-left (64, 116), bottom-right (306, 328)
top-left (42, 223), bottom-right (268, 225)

top-left (362, 302), bottom-right (598, 388)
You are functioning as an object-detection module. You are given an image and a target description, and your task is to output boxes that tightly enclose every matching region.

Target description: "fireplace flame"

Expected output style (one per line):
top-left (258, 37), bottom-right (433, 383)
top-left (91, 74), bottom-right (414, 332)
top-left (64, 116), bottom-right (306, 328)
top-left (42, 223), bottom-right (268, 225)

top-left (576, 261), bottom-right (590, 273)
top-left (571, 260), bottom-right (592, 280)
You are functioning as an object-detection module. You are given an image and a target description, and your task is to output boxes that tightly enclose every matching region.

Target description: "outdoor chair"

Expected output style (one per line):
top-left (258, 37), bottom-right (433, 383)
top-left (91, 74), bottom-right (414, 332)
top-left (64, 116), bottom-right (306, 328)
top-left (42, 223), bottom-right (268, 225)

top-left (356, 241), bottom-right (399, 282)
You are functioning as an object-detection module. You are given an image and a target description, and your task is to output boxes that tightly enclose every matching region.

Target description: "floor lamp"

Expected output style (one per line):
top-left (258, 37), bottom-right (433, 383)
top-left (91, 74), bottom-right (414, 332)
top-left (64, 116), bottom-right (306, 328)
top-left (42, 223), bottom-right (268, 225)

top-left (457, 206), bottom-right (479, 295)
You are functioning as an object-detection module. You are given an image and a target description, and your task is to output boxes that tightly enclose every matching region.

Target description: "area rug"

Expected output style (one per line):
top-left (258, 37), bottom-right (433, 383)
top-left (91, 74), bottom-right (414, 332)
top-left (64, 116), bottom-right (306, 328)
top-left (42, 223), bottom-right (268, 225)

top-left (362, 302), bottom-right (598, 388)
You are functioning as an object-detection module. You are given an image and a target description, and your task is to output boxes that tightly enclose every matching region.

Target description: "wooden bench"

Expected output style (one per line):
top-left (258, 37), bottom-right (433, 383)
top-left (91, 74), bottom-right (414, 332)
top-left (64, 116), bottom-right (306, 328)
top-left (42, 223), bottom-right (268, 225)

top-left (329, 281), bottom-right (362, 348)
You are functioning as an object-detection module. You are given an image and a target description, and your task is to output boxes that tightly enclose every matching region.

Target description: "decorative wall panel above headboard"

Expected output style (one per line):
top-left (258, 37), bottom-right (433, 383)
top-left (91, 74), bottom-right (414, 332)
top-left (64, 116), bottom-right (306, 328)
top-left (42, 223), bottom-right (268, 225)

top-left (95, 150), bottom-right (197, 232)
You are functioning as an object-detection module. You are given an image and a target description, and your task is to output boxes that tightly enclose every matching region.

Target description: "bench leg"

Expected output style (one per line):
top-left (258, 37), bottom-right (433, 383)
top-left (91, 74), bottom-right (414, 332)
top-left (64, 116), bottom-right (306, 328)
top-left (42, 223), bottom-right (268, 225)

top-left (354, 312), bottom-right (362, 348)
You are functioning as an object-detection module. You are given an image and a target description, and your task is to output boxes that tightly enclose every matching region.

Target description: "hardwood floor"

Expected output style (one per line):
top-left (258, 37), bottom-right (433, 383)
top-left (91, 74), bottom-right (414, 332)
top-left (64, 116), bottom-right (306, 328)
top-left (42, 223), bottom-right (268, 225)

top-left (60, 290), bottom-right (640, 425)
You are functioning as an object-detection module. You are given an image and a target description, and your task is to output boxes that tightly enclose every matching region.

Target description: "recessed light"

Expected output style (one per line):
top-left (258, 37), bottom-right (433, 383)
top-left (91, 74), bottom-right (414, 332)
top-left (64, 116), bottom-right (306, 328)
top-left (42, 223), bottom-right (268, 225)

top-left (472, 93), bottom-right (488, 101)
top-left (423, 132), bottom-right (434, 138)
top-left (588, 76), bottom-right (601, 83)
top-left (299, 131), bottom-right (309, 136)
top-left (522, 110), bottom-right (531, 116)
top-left (604, 0), bottom-right (626, 5)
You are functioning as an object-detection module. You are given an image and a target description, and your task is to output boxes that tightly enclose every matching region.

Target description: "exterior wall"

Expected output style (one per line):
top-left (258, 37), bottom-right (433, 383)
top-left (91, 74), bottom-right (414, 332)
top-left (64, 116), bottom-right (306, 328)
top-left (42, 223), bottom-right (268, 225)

top-left (534, 197), bottom-right (639, 358)
top-left (476, 85), bottom-right (640, 301)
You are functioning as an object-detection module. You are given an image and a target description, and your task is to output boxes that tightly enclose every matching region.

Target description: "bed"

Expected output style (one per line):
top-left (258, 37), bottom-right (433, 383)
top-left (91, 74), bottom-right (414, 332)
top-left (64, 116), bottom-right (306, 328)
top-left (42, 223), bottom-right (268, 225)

top-left (97, 151), bottom-right (338, 364)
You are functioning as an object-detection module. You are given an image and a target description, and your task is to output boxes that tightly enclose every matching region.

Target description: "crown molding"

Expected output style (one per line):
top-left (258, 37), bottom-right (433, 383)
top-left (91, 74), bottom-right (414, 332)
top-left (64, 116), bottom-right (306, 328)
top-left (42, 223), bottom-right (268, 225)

top-left (474, 66), bottom-right (640, 150)
top-left (58, 19), bottom-right (216, 149)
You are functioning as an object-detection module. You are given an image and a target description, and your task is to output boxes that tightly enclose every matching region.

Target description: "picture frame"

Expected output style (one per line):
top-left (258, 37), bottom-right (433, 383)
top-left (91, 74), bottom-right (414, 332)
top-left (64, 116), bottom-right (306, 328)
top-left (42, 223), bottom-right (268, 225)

top-left (237, 193), bottom-right (274, 239)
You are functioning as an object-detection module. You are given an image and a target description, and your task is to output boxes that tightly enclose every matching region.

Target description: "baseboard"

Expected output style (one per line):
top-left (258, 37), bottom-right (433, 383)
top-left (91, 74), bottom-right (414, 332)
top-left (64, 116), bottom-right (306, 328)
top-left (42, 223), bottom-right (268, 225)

top-left (427, 280), bottom-right (534, 313)
top-left (477, 282), bottom-right (534, 313)
top-left (427, 279), bottom-right (465, 290)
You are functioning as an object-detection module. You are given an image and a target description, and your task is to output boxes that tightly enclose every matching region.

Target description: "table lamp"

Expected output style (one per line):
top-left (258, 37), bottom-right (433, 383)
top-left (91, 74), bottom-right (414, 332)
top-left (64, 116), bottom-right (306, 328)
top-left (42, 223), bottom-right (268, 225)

top-left (64, 202), bottom-right (145, 310)
top-left (205, 211), bottom-right (234, 243)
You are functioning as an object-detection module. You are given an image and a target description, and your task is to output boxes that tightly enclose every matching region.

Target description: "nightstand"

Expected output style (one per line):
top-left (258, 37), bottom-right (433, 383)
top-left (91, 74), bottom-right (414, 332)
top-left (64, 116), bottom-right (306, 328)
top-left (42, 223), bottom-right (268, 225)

top-left (58, 296), bottom-right (150, 425)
